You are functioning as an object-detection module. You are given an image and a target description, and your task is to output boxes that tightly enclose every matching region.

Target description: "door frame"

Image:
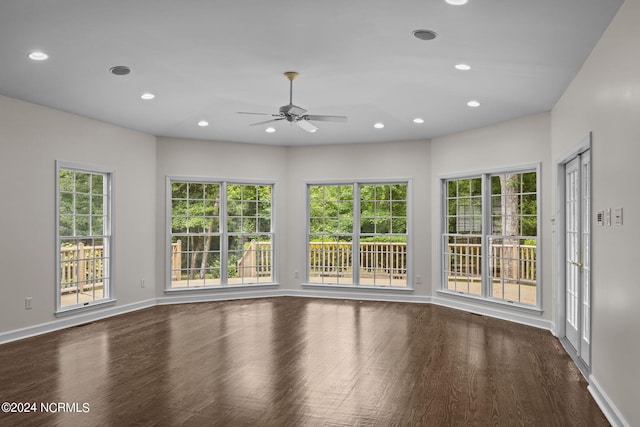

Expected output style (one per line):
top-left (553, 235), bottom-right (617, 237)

top-left (555, 132), bottom-right (591, 376)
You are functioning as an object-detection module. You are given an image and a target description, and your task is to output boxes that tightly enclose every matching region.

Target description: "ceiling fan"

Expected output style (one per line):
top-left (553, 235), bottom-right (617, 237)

top-left (238, 71), bottom-right (347, 133)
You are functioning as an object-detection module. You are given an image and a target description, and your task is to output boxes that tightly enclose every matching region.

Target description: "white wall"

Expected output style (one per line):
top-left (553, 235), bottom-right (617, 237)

top-left (551, 0), bottom-right (640, 424)
top-left (0, 95), bottom-right (157, 334)
top-left (285, 140), bottom-right (431, 296)
top-left (155, 137), bottom-right (288, 296)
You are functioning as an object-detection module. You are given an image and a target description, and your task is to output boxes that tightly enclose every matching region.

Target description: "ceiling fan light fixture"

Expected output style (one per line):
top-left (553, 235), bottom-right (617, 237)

top-left (28, 51), bottom-right (49, 61)
top-left (412, 29), bottom-right (437, 41)
top-left (265, 127), bottom-right (276, 133)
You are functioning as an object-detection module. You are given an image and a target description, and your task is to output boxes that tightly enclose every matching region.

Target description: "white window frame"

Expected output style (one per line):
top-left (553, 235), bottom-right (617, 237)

top-left (165, 177), bottom-right (277, 291)
top-left (439, 164), bottom-right (541, 312)
top-left (55, 161), bottom-right (115, 315)
top-left (304, 179), bottom-right (412, 289)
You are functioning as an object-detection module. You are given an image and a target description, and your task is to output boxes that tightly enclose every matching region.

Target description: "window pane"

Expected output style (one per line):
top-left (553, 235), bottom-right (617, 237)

top-left (443, 235), bottom-right (482, 296)
top-left (75, 194), bottom-right (90, 215)
top-left (442, 172), bottom-right (538, 306)
top-left (58, 168), bottom-right (111, 309)
top-left (308, 236), bottom-right (353, 285)
top-left (308, 182), bottom-right (407, 287)
top-left (229, 235), bottom-right (272, 285)
top-left (489, 236), bottom-right (537, 305)
top-left (91, 216), bottom-right (104, 235)
top-left (171, 181), bottom-right (274, 288)
top-left (189, 183), bottom-right (204, 199)
top-left (172, 182), bottom-right (187, 200)
top-left (75, 172), bottom-right (90, 193)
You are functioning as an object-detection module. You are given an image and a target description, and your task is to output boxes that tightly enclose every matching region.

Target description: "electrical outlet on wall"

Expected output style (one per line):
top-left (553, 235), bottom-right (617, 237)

top-left (25, 297), bottom-right (32, 310)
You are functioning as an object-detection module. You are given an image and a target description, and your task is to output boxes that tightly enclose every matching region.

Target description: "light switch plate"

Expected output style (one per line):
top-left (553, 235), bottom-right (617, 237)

top-left (613, 207), bottom-right (623, 226)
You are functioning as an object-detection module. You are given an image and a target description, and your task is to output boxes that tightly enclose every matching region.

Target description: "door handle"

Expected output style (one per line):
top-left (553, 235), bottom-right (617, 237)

top-left (569, 260), bottom-right (583, 268)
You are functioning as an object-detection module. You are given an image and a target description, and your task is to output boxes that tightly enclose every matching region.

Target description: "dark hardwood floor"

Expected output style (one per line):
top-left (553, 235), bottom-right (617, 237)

top-left (0, 297), bottom-right (608, 426)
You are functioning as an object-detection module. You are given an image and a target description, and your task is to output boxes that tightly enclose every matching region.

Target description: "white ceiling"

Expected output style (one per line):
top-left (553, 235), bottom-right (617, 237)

top-left (0, 0), bottom-right (623, 146)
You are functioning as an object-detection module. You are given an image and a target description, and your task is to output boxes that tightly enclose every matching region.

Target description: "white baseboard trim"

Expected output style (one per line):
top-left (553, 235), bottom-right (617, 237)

top-left (431, 295), bottom-right (554, 332)
top-left (588, 374), bottom-right (629, 427)
top-left (0, 298), bottom-right (156, 345)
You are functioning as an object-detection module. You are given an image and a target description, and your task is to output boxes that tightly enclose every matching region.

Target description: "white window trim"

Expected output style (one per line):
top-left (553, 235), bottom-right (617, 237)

top-left (438, 163), bottom-right (542, 313)
top-left (165, 176), bottom-right (277, 291)
top-left (303, 178), bottom-right (413, 290)
top-left (55, 161), bottom-right (116, 316)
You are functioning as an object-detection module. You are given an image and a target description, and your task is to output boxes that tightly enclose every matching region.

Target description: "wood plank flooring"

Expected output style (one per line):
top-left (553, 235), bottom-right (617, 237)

top-left (0, 297), bottom-right (608, 426)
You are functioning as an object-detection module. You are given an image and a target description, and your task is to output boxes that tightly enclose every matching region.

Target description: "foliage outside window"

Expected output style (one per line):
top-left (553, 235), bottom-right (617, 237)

top-left (169, 180), bottom-right (273, 288)
top-left (57, 165), bottom-right (112, 311)
top-left (442, 169), bottom-right (538, 306)
top-left (308, 182), bottom-right (408, 287)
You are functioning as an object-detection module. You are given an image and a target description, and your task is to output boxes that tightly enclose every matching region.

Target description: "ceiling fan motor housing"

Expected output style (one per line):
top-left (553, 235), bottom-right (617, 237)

top-left (279, 104), bottom-right (307, 119)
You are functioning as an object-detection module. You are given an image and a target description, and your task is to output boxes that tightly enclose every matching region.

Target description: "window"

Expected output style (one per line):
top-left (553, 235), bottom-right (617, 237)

top-left (169, 180), bottom-right (273, 289)
top-left (442, 167), bottom-right (539, 307)
top-left (56, 163), bottom-right (113, 312)
top-left (307, 182), bottom-right (408, 287)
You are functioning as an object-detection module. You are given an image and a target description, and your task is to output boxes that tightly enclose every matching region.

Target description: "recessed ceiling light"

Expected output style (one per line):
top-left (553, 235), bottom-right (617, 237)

top-left (413, 118), bottom-right (425, 124)
top-left (412, 29), bottom-right (437, 41)
top-left (446, 0), bottom-right (468, 5)
top-left (197, 120), bottom-right (209, 127)
top-left (467, 100), bottom-right (481, 107)
top-left (140, 93), bottom-right (155, 100)
top-left (110, 65), bottom-right (131, 76)
top-left (454, 63), bottom-right (471, 71)
top-left (28, 51), bottom-right (48, 61)
top-left (265, 127), bottom-right (276, 133)
top-left (374, 122), bottom-right (385, 129)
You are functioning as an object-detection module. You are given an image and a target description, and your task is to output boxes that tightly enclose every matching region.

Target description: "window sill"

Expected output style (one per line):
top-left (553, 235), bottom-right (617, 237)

top-left (436, 289), bottom-right (542, 315)
top-left (55, 298), bottom-right (117, 318)
top-left (302, 283), bottom-right (414, 293)
top-left (165, 283), bottom-right (280, 293)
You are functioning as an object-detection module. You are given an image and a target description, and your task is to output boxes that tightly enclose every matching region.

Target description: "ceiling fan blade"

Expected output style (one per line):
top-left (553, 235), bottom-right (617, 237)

top-left (250, 118), bottom-right (285, 126)
top-left (237, 111), bottom-right (279, 116)
top-left (296, 119), bottom-right (319, 133)
top-left (304, 115), bottom-right (348, 123)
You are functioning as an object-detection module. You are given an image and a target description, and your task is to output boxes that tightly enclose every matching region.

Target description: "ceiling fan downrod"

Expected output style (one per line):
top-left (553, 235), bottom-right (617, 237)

top-left (284, 71), bottom-right (298, 105)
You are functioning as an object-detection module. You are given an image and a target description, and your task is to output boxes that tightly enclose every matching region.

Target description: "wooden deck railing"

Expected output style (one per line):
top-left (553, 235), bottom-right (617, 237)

top-left (308, 241), bottom-right (408, 278)
top-left (63, 240), bottom-right (536, 285)
top-left (236, 240), bottom-right (272, 278)
top-left (60, 243), bottom-right (104, 292)
top-left (446, 242), bottom-right (536, 283)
